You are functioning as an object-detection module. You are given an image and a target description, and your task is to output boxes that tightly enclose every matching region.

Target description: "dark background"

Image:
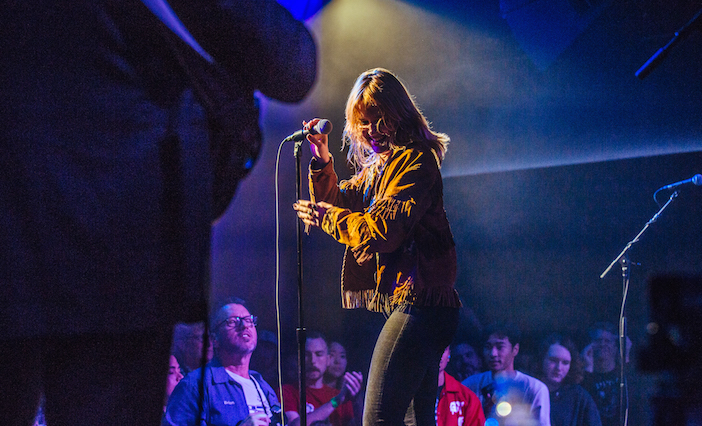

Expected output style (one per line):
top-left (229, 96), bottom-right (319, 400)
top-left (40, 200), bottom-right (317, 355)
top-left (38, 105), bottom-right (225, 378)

top-left (211, 0), bottom-right (702, 422)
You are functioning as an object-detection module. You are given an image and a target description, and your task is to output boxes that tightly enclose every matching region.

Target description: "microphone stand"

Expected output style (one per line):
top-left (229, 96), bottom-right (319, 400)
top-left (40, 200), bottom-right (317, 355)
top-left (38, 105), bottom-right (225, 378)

top-left (293, 140), bottom-right (307, 426)
top-left (635, 6), bottom-right (702, 79)
top-left (600, 190), bottom-right (679, 426)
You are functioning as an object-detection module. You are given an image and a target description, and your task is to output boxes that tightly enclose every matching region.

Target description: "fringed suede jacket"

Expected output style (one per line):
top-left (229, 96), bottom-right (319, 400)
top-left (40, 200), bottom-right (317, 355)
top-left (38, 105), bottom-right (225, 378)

top-left (309, 144), bottom-right (461, 314)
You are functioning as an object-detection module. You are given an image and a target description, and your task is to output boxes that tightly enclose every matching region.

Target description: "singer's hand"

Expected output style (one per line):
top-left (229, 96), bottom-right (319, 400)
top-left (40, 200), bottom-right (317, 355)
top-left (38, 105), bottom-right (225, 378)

top-left (303, 118), bottom-right (330, 164)
top-left (293, 200), bottom-right (331, 228)
top-left (241, 412), bottom-right (271, 426)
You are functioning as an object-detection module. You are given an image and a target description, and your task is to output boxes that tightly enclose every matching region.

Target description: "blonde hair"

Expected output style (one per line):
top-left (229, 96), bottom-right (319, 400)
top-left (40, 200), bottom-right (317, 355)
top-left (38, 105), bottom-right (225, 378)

top-left (342, 68), bottom-right (449, 172)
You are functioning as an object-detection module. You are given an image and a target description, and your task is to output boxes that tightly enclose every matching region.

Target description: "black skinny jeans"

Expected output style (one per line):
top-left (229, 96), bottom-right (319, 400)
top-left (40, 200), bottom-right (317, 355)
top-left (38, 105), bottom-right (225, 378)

top-left (363, 304), bottom-right (459, 426)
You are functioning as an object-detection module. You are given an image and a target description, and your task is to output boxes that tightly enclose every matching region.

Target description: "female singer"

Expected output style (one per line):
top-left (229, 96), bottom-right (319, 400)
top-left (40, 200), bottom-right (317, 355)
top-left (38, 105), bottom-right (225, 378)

top-left (294, 68), bottom-right (461, 425)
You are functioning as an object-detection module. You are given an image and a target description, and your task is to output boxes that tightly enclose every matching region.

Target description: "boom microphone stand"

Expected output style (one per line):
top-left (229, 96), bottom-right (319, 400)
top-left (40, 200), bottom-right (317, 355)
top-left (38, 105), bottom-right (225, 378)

top-left (600, 190), bottom-right (679, 426)
top-left (636, 6), bottom-right (702, 79)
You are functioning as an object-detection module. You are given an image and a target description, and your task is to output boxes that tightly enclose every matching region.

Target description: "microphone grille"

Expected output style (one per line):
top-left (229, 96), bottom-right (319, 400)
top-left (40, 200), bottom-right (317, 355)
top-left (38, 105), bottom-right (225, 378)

top-left (693, 174), bottom-right (702, 186)
top-left (315, 119), bottom-right (333, 135)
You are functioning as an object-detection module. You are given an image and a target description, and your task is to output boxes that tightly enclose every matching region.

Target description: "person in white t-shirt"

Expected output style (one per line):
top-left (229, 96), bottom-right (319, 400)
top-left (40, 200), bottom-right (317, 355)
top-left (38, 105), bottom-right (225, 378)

top-left (461, 322), bottom-right (551, 426)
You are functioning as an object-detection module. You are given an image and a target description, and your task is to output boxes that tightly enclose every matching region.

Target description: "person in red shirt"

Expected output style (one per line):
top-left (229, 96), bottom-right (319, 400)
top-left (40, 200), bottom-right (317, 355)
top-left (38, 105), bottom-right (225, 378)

top-left (436, 346), bottom-right (485, 426)
top-left (282, 332), bottom-right (363, 426)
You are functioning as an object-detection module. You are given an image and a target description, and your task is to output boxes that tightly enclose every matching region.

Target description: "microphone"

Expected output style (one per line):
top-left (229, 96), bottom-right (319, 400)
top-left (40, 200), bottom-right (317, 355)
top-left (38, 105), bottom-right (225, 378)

top-left (659, 174), bottom-right (702, 190)
top-left (283, 119), bottom-right (333, 142)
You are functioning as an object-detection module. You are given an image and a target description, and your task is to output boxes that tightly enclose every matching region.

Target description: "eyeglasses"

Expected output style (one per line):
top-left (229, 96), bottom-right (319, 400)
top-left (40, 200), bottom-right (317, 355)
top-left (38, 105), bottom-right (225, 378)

top-left (216, 315), bottom-right (258, 330)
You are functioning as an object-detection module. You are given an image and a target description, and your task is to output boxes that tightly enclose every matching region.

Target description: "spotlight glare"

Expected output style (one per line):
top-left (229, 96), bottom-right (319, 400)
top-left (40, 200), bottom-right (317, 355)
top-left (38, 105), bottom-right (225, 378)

top-left (496, 401), bottom-right (512, 417)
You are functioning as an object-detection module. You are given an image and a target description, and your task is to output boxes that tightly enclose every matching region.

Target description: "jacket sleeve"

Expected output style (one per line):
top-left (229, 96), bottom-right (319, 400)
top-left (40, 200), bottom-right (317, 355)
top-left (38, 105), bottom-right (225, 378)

top-left (162, 373), bottom-right (207, 426)
top-left (320, 148), bottom-right (440, 254)
top-left (463, 388), bottom-right (486, 426)
top-left (309, 157), bottom-right (366, 211)
top-left (532, 382), bottom-right (551, 426)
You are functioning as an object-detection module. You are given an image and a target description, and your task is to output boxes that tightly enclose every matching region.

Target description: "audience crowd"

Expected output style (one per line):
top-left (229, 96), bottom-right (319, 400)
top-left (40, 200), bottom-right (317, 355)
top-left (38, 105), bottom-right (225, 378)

top-left (157, 299), bottom-right (626, 426)
top-left (32, 298), bottom-right (625, 426)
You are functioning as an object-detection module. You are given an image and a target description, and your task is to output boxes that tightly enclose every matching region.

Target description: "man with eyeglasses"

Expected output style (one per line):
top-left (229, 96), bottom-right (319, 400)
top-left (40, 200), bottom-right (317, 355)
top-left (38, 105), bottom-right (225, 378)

top-left (164, 300), bottom-right (281, 426)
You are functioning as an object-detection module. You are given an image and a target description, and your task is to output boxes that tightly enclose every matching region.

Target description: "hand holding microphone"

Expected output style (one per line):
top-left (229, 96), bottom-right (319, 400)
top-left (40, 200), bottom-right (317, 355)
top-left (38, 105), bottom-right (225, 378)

top-left (305, 118), bottom-right (332, 164)
top-left (288, 118), bottom-right (334, 233)
top-left (283, 118), bottom-right (333, 164)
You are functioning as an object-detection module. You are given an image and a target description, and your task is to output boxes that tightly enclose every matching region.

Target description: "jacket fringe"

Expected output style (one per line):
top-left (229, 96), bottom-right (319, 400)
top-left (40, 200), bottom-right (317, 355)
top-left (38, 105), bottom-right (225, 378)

top-left (341, 286), bottom-right (461, 313)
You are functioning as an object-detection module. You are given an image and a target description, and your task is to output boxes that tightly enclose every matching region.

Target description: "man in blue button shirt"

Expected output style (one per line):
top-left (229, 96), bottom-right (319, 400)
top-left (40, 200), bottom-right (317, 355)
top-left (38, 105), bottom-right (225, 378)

top-left (164, 299), bottom-right (280, 426)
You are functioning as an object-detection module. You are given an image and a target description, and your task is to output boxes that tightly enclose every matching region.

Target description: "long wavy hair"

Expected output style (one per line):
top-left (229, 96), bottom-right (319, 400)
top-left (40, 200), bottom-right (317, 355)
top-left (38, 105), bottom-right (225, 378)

top-left (537, 333), bottom-right (584, 385)
top-left (342, 68), bottom-right (449, 172)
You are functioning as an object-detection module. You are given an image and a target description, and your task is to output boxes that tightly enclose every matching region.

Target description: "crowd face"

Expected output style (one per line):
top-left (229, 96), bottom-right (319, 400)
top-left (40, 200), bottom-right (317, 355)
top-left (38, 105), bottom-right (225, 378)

top-left (484, 334), bottom-right (519, 375)
top-left (453, 343), bottom-right (483, 377)
top-left (591, 329), bottom-right (617, 370)
top-left (213, 303), bottom-right (258, 356)
top-left (165, 355), bottom-right (183, 400)
top-left (542, 343), bottom-right (571, 387)
top-left (305, 337), bottom-right (330, 383)
top-left (182, 327), bottom-right (214, 369)
top-left (327, 342), bottom-right (348, 380)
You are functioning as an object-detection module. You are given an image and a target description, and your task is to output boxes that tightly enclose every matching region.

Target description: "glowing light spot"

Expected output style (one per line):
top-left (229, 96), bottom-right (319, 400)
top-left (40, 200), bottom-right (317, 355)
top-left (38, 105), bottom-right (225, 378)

top-left (496, 401), bottom-right (512, 417)
top-left (485, 418), bottom-right (499, 426)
